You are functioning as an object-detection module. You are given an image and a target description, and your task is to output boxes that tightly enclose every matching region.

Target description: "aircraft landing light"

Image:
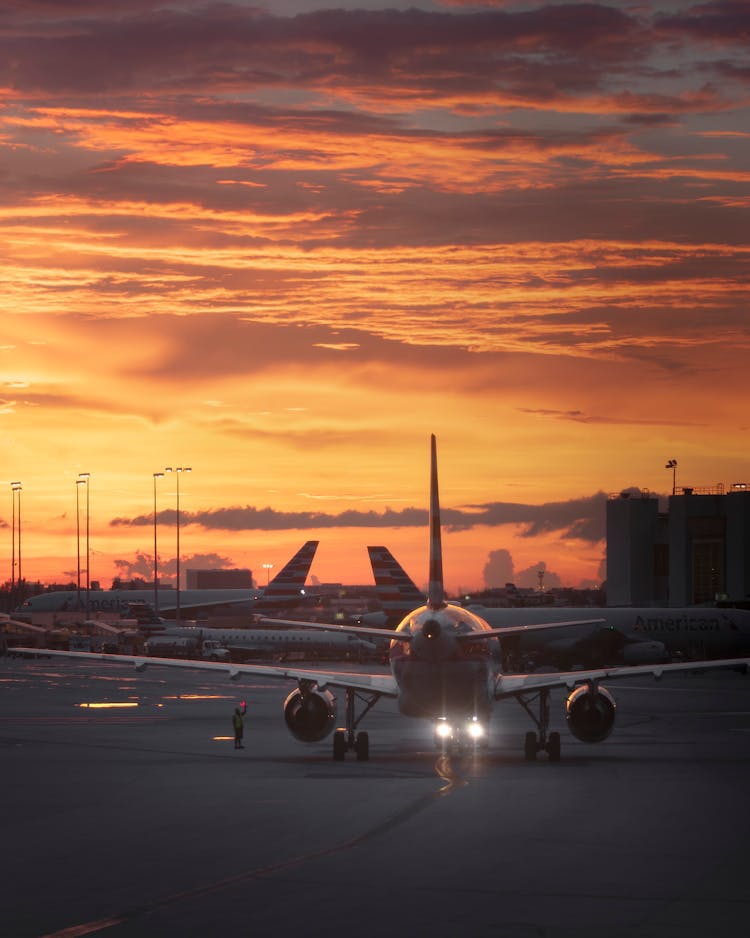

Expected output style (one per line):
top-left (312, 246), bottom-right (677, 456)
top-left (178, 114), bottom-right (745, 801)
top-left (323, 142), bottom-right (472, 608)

top-left (435, 717), bottom-right (485, 741)
top-left (467, 720), bottom-right (484, 740)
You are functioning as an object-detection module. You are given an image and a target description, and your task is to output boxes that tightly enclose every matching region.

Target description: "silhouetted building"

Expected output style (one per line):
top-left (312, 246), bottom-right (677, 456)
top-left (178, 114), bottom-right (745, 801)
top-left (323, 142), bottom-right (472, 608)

top-left (607, 483), bottom-right (750, 607)
top-left (186, 568), bottom-right (253, 589)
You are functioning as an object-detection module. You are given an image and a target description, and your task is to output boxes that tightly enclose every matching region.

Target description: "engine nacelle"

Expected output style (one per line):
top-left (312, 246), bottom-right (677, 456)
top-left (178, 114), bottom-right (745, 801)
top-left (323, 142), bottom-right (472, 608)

top-left (565, 684), bottom-right (616, 743)
top-left (283, 687), bottom-right (336, 743)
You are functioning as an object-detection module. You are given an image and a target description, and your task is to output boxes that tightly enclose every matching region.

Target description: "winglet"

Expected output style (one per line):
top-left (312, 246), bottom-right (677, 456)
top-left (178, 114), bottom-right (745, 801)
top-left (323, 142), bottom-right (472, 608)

top-left (427, 434), bottom-right (445, 609)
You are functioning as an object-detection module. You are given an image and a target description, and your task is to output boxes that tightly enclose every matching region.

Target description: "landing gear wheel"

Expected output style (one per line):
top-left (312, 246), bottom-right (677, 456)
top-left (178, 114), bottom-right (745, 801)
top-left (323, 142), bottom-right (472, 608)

top-left (524, 730), bottom-right (538, 762)
top-left (333, 729), bottom-right (347, 761)
top-left (355, 731), bottom-right (370, 762)
top-left (547, 731), bottom-right (561, 762)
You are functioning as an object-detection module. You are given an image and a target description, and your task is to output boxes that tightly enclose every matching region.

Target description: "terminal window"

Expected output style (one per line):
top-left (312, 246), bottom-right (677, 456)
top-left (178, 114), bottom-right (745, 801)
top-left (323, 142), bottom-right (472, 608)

top-left (691, 538), bottom-right (724, 604)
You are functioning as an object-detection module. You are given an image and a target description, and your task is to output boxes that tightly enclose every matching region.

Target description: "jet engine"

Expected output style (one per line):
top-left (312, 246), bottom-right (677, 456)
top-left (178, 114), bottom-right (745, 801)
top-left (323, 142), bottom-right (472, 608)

top-left (565, 684), bottom-right (616, 743)
top-left (283, 687), bottom-right (336, 742)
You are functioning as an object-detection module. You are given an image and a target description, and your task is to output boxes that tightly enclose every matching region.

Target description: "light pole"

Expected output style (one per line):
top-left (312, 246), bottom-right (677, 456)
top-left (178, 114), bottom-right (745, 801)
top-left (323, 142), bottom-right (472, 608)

top-left (262, 562), bottom-right (274, 587)
top-left (665, 459), bottom-right (678, 496)
top-left (165, 467), bottom-right (191, 624)
top-left (76, 478), bottom-right (86, 609)
top-left (153, 472), bottom-right (164, 616)
top-left (10, 482), bottom-right (21, 604)
top-left (78, 473), bottom-right (91, 615)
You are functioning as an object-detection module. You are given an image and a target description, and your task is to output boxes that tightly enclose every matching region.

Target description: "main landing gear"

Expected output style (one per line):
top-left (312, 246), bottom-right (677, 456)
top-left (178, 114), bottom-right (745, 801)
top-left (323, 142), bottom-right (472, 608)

top-left (332, 687), bottom-right (380, 761)
top-left (517, 688), bottom-right (561, 762)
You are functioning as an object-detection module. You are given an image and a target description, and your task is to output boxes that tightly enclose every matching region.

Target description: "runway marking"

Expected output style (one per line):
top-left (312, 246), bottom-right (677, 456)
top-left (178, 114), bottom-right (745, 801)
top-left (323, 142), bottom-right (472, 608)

top-left (0, 716), bottom-right (167, 725)
top-left (41, 916), bottom-right (128, 937)
top-left (40, 752), bottom-right (467, 938)
top-left (435, 752), bottom-right (469, 793)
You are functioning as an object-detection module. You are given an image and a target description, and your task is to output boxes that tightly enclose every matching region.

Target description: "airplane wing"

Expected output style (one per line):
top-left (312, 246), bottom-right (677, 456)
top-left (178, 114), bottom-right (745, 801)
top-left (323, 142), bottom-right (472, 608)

top-left (257, 614), bottom-right (608, 643)
top-left (156, 596), bottom-right (261, 615)
top-left (13, 647), bottom-right (399, 697)
top-left (495, 656), bottom-right (750, 698)
top-left (0, 618), bottom-right (47, 634)
top-left (457, 618), bottom-right (606, 640)
top-left (257, 616), bottom-right (411, 642)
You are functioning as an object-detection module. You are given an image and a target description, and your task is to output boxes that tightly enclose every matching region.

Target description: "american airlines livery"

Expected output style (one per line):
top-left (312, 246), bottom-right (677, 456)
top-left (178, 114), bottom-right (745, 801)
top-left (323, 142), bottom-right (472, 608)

top-left (16, 437), bottom-right (749, 762)
top-left (466, 604), bottom-right (750, 664)
top-left (364, 545), bottom-right (425, 624)
top-left (15, 541), bottom-right (319, 620)
top-left (368, 547), bottom-right (750, 666)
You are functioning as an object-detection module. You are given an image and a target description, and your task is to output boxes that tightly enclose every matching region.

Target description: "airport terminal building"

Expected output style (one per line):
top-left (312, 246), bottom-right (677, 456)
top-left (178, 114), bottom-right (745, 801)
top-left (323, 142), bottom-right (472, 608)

top-left (607, 484), bottom-right (750, 607)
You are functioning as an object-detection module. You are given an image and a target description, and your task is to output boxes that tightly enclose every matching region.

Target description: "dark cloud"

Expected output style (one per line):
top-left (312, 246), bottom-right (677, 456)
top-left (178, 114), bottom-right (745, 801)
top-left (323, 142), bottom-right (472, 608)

top-left (656, 2), bottom-right (750, 44)
top-left (462, 494), bottom-right (607, 541)
top-left (516, 407), bottom-right (701, 427)
top-left (0, 4), bottom-right (652, 100)
top-left (110, 492), bottom-right (607, 543)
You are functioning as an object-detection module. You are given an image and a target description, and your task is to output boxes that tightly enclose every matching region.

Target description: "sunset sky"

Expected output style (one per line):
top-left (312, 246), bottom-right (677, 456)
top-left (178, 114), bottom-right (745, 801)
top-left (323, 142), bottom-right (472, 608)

top-left (1, 0), bottom-right (749, 597)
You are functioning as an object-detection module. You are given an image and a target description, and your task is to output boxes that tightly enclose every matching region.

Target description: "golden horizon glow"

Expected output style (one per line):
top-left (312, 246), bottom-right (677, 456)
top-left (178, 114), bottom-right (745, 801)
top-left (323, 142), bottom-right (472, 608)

top-left (1, 1), bottom-right (748, 594)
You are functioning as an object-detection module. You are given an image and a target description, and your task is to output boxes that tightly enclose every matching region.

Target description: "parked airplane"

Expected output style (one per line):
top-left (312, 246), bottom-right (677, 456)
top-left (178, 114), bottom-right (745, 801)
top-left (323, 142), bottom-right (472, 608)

top-left (140, 615), bottom-right (376, 659)
top-left (16, 438), bottom-right (749, 763)
top-left (465, 605), bottom-right (750, 664)
top-left (208, 627), bottom-right (375, 660)
top-left (365, 546), bottom-right (667, 666)
top-left (15, 541), bottom-right (319, 620)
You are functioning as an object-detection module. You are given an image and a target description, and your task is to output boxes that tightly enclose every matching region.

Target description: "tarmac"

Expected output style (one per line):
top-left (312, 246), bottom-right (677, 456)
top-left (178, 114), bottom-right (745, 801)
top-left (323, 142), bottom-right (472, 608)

top-left (2, 654), bottom-right (750, 937)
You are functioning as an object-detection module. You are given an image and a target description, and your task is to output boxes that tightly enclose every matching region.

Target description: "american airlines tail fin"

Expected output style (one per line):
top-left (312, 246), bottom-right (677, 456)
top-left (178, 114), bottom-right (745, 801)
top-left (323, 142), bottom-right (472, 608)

top-left (427, 434), bottom-right (446, 610)
top-left (367, 546), bottom-right (425, 614)
top-left (260, 540), bottom-right (319, 605)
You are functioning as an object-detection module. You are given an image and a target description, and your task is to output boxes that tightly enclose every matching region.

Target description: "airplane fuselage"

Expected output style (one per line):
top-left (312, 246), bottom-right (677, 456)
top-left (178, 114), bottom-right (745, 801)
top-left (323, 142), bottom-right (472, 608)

top-left (16, 588), bottom-right (263, 618)
top-left (389, 603), bottom-right (498, 720)
top-left (468, 605), bottom-right (750, 656)
top-left (208, 628), bottom-right (375, 654)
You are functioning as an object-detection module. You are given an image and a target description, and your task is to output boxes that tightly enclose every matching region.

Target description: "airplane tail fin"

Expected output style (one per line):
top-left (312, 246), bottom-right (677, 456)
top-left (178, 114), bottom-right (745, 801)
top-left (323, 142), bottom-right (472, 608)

top-left (427, 434), bottom-right (446, 610)
top-left (261, 540), bottom-right (319, 603)
top-left (367, 546), bottom-right (425, 612)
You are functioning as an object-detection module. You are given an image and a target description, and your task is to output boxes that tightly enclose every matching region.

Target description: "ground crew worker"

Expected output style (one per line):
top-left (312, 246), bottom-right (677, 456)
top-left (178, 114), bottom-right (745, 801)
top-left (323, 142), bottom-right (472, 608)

top-left (233, 701), bottom-right (247, 749)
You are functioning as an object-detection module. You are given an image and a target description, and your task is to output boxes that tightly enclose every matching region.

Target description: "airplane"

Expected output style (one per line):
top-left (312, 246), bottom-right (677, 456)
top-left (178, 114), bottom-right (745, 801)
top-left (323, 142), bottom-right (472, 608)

top-left (14, 541), bottom-right (319, 620)
top-left (203, 627), bottom-right (376, 661)
top-left (143, 622), bottom-right (375, 660)
top-left (15, 437), bottom-right (750, 763)
top-left (463, 605), bottom-right (750, 664)
top-left (365, 545), bottom-right (668, 667)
